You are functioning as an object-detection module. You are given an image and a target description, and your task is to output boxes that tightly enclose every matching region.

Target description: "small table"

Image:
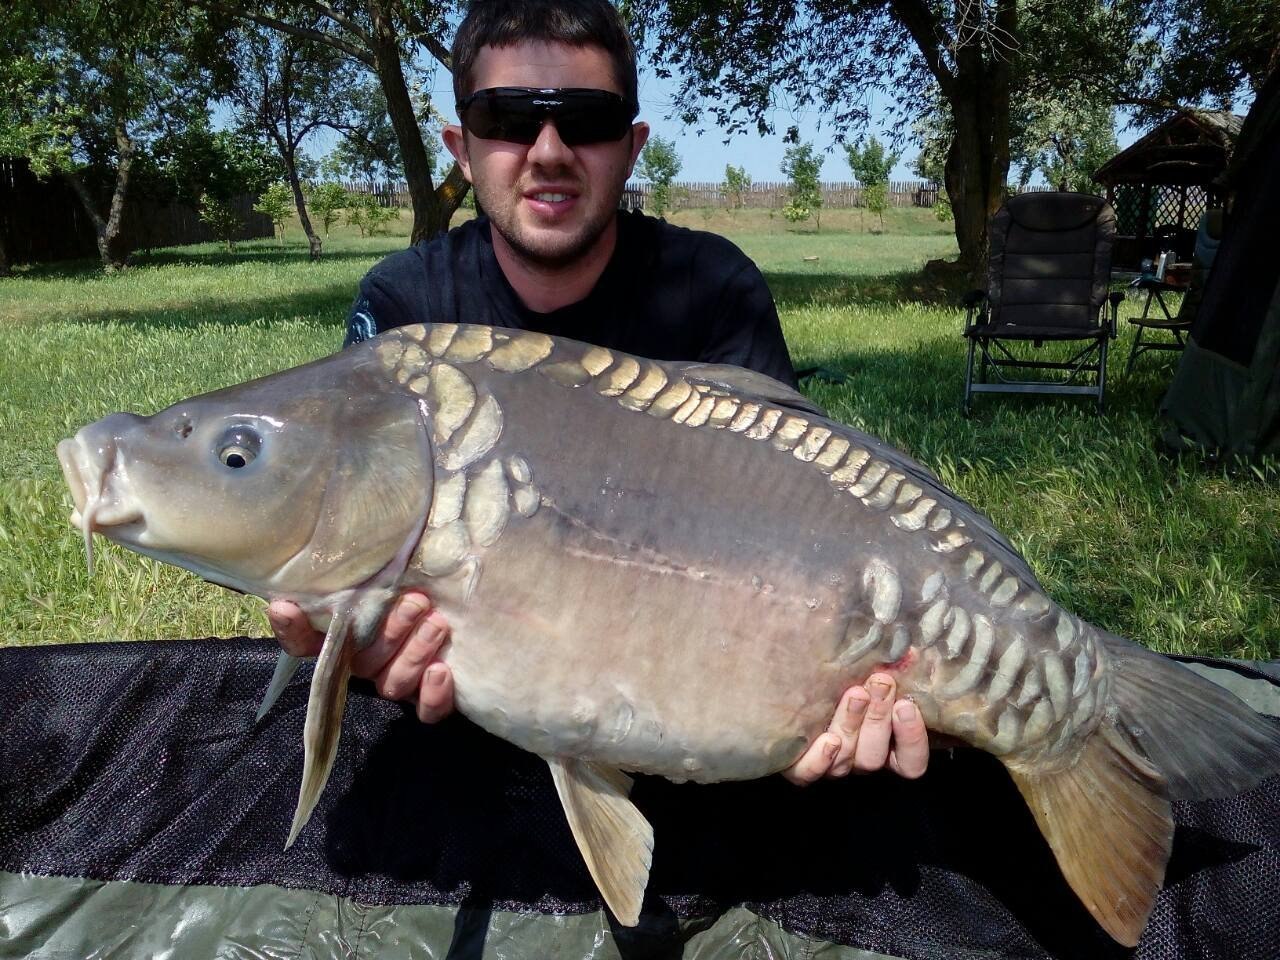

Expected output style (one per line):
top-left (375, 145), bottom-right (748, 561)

top-left (1125, 276), bottom-right (1192, 374)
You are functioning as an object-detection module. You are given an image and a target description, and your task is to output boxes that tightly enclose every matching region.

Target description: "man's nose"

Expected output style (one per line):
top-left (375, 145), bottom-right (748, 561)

top-left (528, 119), bottom-right (575, 168)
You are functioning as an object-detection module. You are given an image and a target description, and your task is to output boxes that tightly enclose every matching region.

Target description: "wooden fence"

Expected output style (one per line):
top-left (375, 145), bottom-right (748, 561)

top-left (0, 157), bottom-right (272, 266)
top-left (336, 178), bottom-right (1054, 212)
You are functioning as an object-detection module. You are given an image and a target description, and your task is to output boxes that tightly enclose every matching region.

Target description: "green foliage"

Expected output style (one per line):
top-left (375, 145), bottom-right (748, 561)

top-left (723, 163), bottom-right (751, 209)
top-left (307, 182), bottom-right (348, 234)
top-left (327, 78), bottom-right (440, 182)
top-left (780, 142), bottom-right (823, 230)
top-left (933, 188), bottom-right (954, 223)
top-left (144, 126), bottom-right (282, 205)
top-left (1011, 98), bottom-right (1117, 193)
top-left (198, 193), bottom-right (242, 253)
top-left (343, 190), bottom-right (400, 237)
top-left (635, 135), bottom-right (683, 217)
top-left (844, 136), bottom-right (898, 187)
top-left (253, 183), bottom-right (294, 242)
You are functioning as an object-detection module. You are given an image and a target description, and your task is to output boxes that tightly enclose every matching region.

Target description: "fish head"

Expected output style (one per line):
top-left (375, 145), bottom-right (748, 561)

top-left (57, 347), bottom-right (434, 603)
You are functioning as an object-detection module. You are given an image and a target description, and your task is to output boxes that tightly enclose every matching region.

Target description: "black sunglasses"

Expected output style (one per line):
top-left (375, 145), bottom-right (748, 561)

top-left (456, 87), bottom-right (638, 146)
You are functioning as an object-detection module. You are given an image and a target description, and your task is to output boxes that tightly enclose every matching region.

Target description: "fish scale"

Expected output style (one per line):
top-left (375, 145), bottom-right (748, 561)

top-left (56, 322), bottom-right (1280, 946)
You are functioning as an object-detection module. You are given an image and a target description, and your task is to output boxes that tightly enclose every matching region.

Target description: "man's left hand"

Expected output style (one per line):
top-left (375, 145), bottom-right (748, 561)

top-left (782, 673), bottom-right (929, 784)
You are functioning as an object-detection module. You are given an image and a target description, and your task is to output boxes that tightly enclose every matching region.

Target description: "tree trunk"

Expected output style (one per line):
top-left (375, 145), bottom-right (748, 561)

top-left (65, 121), bottom-right (134, 273)
top-left (939, 0), bottom-right (1014, 281)
top-left (0, 232), bottom-right (10, 277)
top-left (366, 0), bottom-right (468, 242)
top-left (278, 138), bottom-right (323, 260)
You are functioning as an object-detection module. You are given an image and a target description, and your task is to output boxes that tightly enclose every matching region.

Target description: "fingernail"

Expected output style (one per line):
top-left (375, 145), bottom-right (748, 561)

top-left (895, 701), bottom-right (916, 721)
top-left (823, 738), bottom-right (839, 760)
top-left (426, 666), bottom-right (447, 687)
top-left (868, 680), bottom-right (892, 700)
top-left (846, 694), bottom-right (868, 715)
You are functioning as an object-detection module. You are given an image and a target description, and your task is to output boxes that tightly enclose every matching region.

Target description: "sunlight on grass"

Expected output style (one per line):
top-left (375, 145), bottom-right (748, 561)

top-left (1, 211), bottom-right (1276, 659)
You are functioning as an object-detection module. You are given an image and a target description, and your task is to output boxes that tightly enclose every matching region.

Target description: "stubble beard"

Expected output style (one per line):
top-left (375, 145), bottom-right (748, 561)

top-left (477, 180), bottom-right (624, 270)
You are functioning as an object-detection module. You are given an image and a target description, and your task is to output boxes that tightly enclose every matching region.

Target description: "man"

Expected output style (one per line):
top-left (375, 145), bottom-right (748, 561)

top-left (269, 0), bottom-right (929, 785)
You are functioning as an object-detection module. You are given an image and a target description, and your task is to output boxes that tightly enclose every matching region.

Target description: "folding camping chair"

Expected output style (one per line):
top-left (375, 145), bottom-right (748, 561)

top-left (962, 192), bottom-right (1124, 415)
top-left (1125, 209), bottom-right (1223, 374)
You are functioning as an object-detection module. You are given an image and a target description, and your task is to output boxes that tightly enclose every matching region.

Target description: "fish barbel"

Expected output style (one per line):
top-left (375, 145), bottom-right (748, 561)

top-left (56, 323), bottom-right (1280, 945)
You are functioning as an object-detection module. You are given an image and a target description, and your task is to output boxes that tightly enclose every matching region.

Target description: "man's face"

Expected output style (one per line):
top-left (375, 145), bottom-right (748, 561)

top-left (443, 41), bottom-right (649, 268)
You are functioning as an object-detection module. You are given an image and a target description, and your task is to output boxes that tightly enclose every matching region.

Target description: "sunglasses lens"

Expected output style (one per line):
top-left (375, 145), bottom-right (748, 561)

top-left (461, 99), bottom-right (543, 144)
top-left (461, 90), bottom-right (634, 146)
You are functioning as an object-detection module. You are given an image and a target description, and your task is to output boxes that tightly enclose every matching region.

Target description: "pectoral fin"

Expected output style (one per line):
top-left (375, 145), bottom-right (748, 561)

top-left (255, 651), bottom-right (301, 723)
top-left (546, 756), bottom-right (654, 926)
top-left (285, 613), bottom-right (356, 847)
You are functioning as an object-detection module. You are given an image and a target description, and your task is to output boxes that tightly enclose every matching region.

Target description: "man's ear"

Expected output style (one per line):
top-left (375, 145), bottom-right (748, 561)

top-left (442, 124), bottom-right (473, 182)
top-left (626, 122), bottom-right (650, 176)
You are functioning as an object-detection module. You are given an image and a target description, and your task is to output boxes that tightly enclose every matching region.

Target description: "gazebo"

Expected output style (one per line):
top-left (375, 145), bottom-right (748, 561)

top-left (1093, 109), bottom-right (1242, 270)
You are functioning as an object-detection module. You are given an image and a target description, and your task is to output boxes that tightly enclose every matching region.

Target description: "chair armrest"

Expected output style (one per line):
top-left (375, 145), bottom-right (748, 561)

top-left (962, 289), bottom-right (987, 334)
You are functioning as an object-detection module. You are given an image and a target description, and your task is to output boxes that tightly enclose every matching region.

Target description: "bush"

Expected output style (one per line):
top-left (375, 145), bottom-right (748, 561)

top-left (723, 164), bottom-right (751, 210)
top-left (780, 142), bottom-right (823, 230)
top-left (344, 190), bottom-right (400, 236)
top-left (199, 194), bottom-right (242, 253)
top-left (636, 136), bottom-right (682, 218)
top-left (933, 187), bottom-right (954, 223)
top-left (307, 182), bottom-right (348, 235)
top-left (253, 183), bottom-right (294, 243)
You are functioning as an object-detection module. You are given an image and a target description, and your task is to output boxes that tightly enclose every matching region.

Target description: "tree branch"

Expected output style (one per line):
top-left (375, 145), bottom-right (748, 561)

top-left (198, 1), bottom-right (375, 68)
top-left (889, 0), bottom-right (955, 96)
top-left (296, 0), bottom-right (372, 49)
top-left (399, 7), bottom-right (452, 69)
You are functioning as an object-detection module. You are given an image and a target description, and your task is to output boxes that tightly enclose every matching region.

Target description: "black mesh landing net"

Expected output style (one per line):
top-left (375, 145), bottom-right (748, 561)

top-left (1, 638), bottom-right (1277, 960)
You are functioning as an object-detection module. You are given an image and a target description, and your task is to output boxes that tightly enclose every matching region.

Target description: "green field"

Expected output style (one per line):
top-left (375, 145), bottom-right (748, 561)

top-left (2, 207), bottom-right (1277, 658)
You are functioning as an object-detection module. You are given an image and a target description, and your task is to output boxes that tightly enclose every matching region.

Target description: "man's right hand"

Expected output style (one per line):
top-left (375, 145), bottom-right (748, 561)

top-left (267, 592), bottom-right (455, 723)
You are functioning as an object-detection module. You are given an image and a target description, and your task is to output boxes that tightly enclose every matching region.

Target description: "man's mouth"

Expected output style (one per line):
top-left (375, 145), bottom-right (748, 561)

top-left (523, 188), bottom-right (580, 219)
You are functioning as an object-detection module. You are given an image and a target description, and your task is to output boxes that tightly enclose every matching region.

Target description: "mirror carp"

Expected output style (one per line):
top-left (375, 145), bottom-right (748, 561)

top-left (57, 323), bottom-right (1280, 945)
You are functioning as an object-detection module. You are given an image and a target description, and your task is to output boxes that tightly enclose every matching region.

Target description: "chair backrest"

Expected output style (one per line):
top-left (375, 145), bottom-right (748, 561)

top-left (1176, 208), bottom-right (1224, 324)
top-left (987, 192), bottom-right (1117, 331)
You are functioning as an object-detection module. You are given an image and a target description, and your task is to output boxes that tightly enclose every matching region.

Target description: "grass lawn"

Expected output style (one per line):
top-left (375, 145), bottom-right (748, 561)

top-left (1, 207), bottom-right (1276, 659)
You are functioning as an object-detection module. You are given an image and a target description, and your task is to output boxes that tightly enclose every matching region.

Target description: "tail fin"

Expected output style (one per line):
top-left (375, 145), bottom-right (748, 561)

top-left (1008, 634), bottom-right (1280, 945)
top-left (1099, 631), bottom-right (1280, 800)
top-left (1007, 725), bottom-right (1172, 946)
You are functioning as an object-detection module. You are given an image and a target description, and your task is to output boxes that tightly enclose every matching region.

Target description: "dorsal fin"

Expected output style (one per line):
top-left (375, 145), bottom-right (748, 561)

top-left (679, 363), bottom-right (827, 417)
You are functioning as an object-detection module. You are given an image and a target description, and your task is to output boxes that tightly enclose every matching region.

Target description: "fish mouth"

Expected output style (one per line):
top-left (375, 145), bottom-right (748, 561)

top-left (57, 433), bottom-right (145, 575)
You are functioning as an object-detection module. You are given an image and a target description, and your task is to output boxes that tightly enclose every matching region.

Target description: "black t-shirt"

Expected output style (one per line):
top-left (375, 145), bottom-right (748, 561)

top-left (344, 210), bottom-right (797, 387)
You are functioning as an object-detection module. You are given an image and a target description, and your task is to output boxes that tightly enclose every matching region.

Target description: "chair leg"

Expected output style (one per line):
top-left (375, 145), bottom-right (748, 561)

top-left (963, 336), bottom-right (977, 416)
top-left (1097, 337), bottom-right (1109, 413)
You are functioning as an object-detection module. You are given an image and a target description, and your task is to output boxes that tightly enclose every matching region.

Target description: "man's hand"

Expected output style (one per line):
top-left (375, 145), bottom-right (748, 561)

top-left (782, 673), bottom-right (929, 784)
top-left (267, 591), bottom-right (454, 723)
top-left (269, 598), bottom-right (929, 780)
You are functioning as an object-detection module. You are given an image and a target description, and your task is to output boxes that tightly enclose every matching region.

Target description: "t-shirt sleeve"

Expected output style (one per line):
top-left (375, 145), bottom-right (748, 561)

top-left (341, 244), bottom-right (440, 348)
top-left (700, 256), bottom-right (798, 388)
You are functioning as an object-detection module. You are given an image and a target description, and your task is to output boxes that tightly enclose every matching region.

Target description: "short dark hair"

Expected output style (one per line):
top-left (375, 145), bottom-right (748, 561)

top-left (451, 0), bottom-right (639, 110)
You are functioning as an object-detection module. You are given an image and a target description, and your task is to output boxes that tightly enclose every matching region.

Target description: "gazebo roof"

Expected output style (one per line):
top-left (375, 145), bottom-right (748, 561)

top-left (1094, 109), bottom-right (1244, 187)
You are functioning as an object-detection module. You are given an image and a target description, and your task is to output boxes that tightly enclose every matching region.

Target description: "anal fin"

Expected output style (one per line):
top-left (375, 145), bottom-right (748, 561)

top-left (255, 651), bottom-right (301, 723)
top-left (1007, 724), bottom-right (1174, 947)
top-left (546, 756), bottom-right (654, 926)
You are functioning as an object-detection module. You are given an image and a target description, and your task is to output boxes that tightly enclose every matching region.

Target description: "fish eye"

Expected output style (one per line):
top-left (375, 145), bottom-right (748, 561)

top-left (217, 426), bottom-right (262, 469)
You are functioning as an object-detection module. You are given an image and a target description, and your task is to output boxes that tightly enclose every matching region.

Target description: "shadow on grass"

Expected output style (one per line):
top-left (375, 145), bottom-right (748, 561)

top-left (764, 266), bottom-right (972, 309)
top-left (6, 240), bottom-right (404, 281)
top-left (55, 283), bottom-right (360, 331)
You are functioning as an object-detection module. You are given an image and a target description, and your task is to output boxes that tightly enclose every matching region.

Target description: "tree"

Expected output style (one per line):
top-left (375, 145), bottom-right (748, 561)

top-left (635, 135), bottom-right (682, 217)
top-left (200, 193), bottom-right (243, 252)
top-left (723, 163), bottom-right (751, 210)
top-left (845, 135), bottom-right (900, 230)
top-left (2, 0), bottom-right (228, 272)
top-left (226, 21), bottom-right (365, 260)
top-left (308, 181), bottom-right (348, 234)
top-left (630, 0), bottom-right (1143, 275)
top-left (780, 142), bottom-right (823, 230)
top-left (254, 182), bottom-right (294, 242)
top-left (328, 77), bottom-right (440, 182)
top-left (1010, 98), bottom-right (1116, 192)
top-left (206, 0), bottom-right (468, 243)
